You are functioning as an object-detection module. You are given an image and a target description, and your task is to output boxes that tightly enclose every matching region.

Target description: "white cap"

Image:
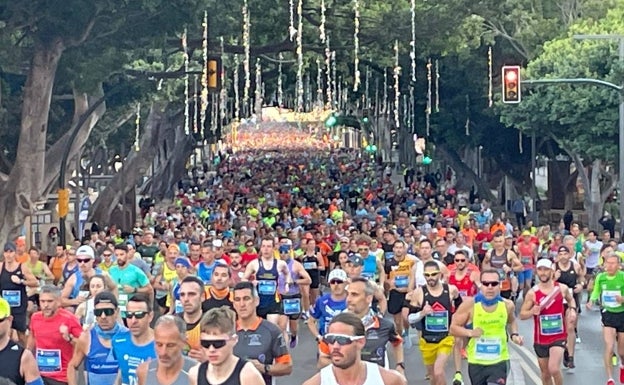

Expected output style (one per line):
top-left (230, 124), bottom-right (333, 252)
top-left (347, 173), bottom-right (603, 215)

top-left (536, 259), bottom-right (552, 269)
top-left (212, 239), bottom-right (223, 248)
top-left (328, 269), bottom-right (348, 282)
top-left (76, 245), bottom-right (95, 259)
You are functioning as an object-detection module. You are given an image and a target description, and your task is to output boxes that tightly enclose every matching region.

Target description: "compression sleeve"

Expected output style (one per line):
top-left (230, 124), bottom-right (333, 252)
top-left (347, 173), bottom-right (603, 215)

top-left (27, 378), bottom-right (45, 385)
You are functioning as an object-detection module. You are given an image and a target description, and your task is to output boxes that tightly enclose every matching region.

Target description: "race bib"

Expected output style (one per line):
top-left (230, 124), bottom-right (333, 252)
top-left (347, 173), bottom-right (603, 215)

top-left (303, 261), bottom-right (318, 270)
top-left (175, 300), bottom-right (183, 314)
top-left (257, 280), bottom-right (277, 295)
top-left (37, 349), bottom-right (61, 372)
top-left (539, 314), bottom-right (563, 335)
top-left (474, 338), bottom-right (502, 361)
top-left (118, 293), bottom-right (128, 312)
top-left (521, 256), bottom-right (532, 265)
top-left (602, 290), bottom-right (620, 308)
top-left (2, 290), bottom-right (21, 307)
top-left (79, 290), bottom-right (90, 299)
top-left (394, 275), bottom-right (408, 289)
top-left (459, 290), bottom-right (468, 298)
top-left (425, 310), bottom-right (449, 332)
top-left (482, 242), bottom-right (491, 250)
top-left (283, 298), bottom-right (301, 315)
top-left (361, 272), bottom-right (374, 280)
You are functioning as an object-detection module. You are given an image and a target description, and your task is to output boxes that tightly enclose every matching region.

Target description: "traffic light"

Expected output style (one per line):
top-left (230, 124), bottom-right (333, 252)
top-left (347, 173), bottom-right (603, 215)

top-left (365, 144), bottom-right (377, 152)
top-left (325, 114), bottom-right (338, 128)
top-left (207, 57), bottom-right (222, 92)
top-left (502, 66), bottom-right (521, 104)
top-left (58, 188), bottom-right (70, 218)
top-left (361, 109), bottom-right (370, 124)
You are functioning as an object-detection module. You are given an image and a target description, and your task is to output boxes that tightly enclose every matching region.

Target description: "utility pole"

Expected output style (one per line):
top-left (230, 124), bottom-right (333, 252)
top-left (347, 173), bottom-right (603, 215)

top-left (573, 34), bottom-right (624, 232)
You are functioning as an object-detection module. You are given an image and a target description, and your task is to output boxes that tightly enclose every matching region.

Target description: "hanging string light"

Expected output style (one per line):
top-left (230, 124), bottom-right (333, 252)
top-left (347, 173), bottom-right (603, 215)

top-left (234, 50), bottom-right (240, 121)
top-left (320, 0), bottom-right (326, 43)
top-left (394, 40), bottom-right (401, 131)
top-left (353, 0), bottom-right (360, 92)
top-left (519, 131), bottom-right (523, 153)
top-left (325, 37), bottom-right (332, 108)
top-left (426, 58), bottom-right (432, 136)
top-left (134, 102), bottom-right (141, 151)
top-left (465, 94), bottom-right (470, 136)
top-left (435, 59), bottom-right (440, 112)
top-left (220, 37), bottom-right (227, 127)
top-left (193, 76), bottom-right (199, 134)
top-left (201, 12), bottom-right (209, 135)
top-left (296, 0), bottom-right (304, 112)
top-left (365, 67), bottom-right (370, 108)
top-left (410, 0), bottom-right (416, 83)
top-left (488, 46), bottom-right (493, 107)
top-left (255, 58), bottom-right (262, 114)
top-left (243, 0), bottom-right (251, 115)
top-left (182, 29), bottom-right (190, 136)
top-left (331, 50), bottom-right (337, 108)
top-left (383, 70), bottom-right (388, 116)
top-left (316, 58), bottom-right (323, 108)
top-left (289, 0), bottom-right (295, 40)
top-left (278, 53), bottom-right (284, 107)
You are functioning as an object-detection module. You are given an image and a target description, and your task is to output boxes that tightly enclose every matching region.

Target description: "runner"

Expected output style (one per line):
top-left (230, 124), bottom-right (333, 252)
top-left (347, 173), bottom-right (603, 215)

top-left (517, 230), bottom-right (538, 298)
top-left (0, 241), bottom-right (38, 345)
top-left (202, 264), bottom-right (234, 313)
top-left (308, 268), bottom-right (348, 343)
top-left (553, 244), bottom-right (584, 371)
top-left (136, 315), bottom-right (197, 385)
top-left (60, 248), bottom-right (79, 285)
top-left (196, 243), bottom-right (219, 285)
top-left (482, 232), bottom-right (522, 299)
top-left (231, 281), bottom-right (293, 385)
top-left (188, 306), bottom-right (265, 385)
top-left (519, 259), bottom-right (577, 385)
top-left (176, 276), bottom-right (207, 359)
top-left (112, 294), bottom-right (156, 385)
top-left (0, 297), bottom-right (43, 385)
top-left (586, 252), bottom-right (624, 385)
top-left (28, 285), bottom-right (83, 385)
top-left (67, 292), bottom-right (126, 385)
top-left (301, 238), bottom-right (325, 319)
top-left (109, 244), bottom-right (153, 316)
top-left (450, 269), bottom-right (524, 385)
top-left (242, 237), bottom-right (293, 325)
top-left (302, 312), bottom-right (406, 385)
top-left (384, 240), bottom-right (417, 340)
top-left (343, 255), bottom-right (387, 315)
top-left (407, 261), bottom-right (461, 385)
top-left (48, 245), bottom-right (67, 285)
top-left (277, 244), bottom-right (311, 348)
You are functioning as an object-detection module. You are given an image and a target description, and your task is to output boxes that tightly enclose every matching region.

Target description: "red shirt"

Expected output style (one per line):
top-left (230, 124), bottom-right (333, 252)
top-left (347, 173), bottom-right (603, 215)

top-left (241, 252), bottom-right (258, 266)
top-left (533, 283), bottom-right (567, 345)
top-left (30, 308), bottom-right (82, 382)
top-left (475, 232), bottom-right (493, 255)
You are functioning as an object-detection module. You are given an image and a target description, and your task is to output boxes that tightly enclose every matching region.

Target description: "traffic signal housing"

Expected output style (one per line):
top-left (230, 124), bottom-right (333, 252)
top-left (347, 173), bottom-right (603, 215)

top-left (502, 66), bottom-right (521, 104)
top-left (325, 114), bottom-right (338, 128)
top-left (58, 188), bottom-right (70, 218)
top-left (207, 56), bottom-right (222, 92)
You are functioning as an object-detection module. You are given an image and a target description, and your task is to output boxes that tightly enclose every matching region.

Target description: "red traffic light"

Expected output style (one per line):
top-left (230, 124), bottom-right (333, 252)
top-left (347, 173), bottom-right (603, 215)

top-left (502, 65), bottom-right (521, 104)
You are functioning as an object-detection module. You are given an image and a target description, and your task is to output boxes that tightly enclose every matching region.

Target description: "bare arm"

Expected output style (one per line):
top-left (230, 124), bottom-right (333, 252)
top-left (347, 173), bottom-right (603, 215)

top-left (508, 251), bottom-right (523, 272)
top-left (67, 333), bottom-right (88, 385)
top-left (188, 364), bottom-right (199, 385)
top-left (518, 289), bottom-right (536, 320)
top-left (20, 265), bottom-right (39, 287)
top-left (19, 350), bottom-right (41, 383)
top-left (240, 362), bottom-right (266, 385)
top-left (450, 298), bottom-right (474, 338)
top-left (302, 373), bottom-right (322, 385)
top-left (136, 361), bottom-right (149, 385)
top-left (242, 260), bottom-right (258, 281)
top-left (41, 263), bottom-right (56, 280)
top-left (294, 263), bottom-right (312, 285)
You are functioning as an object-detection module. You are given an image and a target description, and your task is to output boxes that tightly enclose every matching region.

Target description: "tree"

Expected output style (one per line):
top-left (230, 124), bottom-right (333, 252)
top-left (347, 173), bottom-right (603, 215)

top-left (499, 5), bottom-right (624, 229)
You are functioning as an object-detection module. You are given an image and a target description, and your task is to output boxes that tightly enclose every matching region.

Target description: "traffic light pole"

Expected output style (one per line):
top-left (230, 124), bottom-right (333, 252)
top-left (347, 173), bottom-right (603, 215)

top-left (523, 48), bottom-right (624, 230)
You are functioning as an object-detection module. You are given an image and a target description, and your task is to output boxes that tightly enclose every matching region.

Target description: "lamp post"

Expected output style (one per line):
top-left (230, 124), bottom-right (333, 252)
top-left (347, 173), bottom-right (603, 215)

top-left (573, 34), bottom-right (624, 230)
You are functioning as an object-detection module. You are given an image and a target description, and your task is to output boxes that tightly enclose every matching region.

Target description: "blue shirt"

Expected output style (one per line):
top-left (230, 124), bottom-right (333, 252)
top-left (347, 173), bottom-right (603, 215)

top-left (310, 294), bottom-right (347, 334)
top-left (112, 330), bottom-right (156, 385)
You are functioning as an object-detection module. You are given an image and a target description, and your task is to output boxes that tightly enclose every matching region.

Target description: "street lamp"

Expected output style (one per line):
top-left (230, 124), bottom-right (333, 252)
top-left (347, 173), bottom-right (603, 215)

top-left (573, 34), bottom-right (624, 229)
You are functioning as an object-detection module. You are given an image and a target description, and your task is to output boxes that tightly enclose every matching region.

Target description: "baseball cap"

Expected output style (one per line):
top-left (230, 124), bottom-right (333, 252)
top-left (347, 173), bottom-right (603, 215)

top-left (174, 257), bottom-right (192, 269)
top-left (94, 292), bottom-right (118, 308)
top-left (76, 245), bottom-right (95, 259)
top-left (3, 242), bottom-right (16, 252)
top-left (558, 245), bottom-right (570, 253)
top-left (0, 298), bottom-right (10, 318)
top-left (212, 239), bottom-right (223, 248)
top-left (347, 255), bottom-right (364, 267)
top-left (536, 259), bottom-right (553, 269)
top-left (521, 230), bottom-right (531, 236)
top-left (328, 269), bottom-right (348, 282)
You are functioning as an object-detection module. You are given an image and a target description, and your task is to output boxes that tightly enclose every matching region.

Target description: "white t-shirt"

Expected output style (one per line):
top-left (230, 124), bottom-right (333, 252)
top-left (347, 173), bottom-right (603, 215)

top-left (320, 361), bottom-right (384, 385)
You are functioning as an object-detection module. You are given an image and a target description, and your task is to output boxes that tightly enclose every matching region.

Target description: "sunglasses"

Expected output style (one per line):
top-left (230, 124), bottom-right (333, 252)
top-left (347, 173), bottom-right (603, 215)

top-left (94, 308), bottom-right (115, 317)
top-left (77, 258), bottom-right (92, 264)
top-left (481, 281), bottom-right (500, 287)
top-left (125, 311), bottom-right (149, 320)
top-left (323, 333), bottom-right (365, 346)
top-left (424, 272), bottom-right (440, 278)
top-left (102, 253), bottom-right (112, 257)
top-left (329, 280), bottom-right (344, 285)
top-left (454, 259), bottom-right (466, 262)
top-left (200, 338), bottom-right (231, 349)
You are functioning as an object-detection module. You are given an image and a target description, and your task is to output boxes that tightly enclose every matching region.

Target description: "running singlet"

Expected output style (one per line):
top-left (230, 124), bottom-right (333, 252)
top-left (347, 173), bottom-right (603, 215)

top-left (197, 358), bottom-right (247, 385)
top-left (62, 263), bottom-right (79, 284)
top-left (518, 243), bottom-right (534, 269)
top-left (320, 361), bottom-right (384, 385)
top-left (362, 254), bottom-right (378, 281)
top-left (449, 271), bottom-right (477, 298)
top-left (85, 328), bottom-right (119, 385)
top-left (0, 263), bottom-right (27, 315)
top-left (466, 301), bottom-right (509, 365)
top-left (112, 330), bottom-right (157, 385)
top-left (488, 249), bottom-right (511, 291)
top-left (533, 283), bottom-right (567, 345)
top-left (420, 284), bottom-right (453, 343)
top-left (256, 259), bottom-right (280, 308)
top-left (0, 340), bottom-right (25, 385)
top-left (591, 271), bottom-right (624, 313)
top-left (385, 257), bottom-right (414, 291)
top-left (197, 262), bottom-right (217, 285)
top-left (145, 356), bottom-right (196, 385)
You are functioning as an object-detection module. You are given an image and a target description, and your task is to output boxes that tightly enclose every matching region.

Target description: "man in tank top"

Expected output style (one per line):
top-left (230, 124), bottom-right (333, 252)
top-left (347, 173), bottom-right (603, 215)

top-left (188, 307), bottom-right (264, 385)
top-left (302, 312), bottom-right (406, 385)
top-left (136, 315), bottom-right (197, 385)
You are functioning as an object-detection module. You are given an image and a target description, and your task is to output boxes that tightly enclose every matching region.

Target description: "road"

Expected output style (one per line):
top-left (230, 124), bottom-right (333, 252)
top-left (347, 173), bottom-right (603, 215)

top-left (278, 300), bottom-right (609, 385)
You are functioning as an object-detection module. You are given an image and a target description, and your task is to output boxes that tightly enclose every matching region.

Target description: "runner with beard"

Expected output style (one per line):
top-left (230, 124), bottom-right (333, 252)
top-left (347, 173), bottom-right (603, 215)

top-left (109, 244), bottom-right (153, 318)
top-left (519, 259), bottom-right (576, 385)
top-left (228, 249), bottom-right (246, 285)
top-left (408, 261), bottom-right (460, 385)
top-left (176, 276), bottom-right (208, 361)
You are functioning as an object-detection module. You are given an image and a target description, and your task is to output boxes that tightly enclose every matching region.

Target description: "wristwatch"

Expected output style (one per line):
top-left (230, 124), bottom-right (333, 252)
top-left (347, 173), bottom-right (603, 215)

top-left (396, 362), bottom-right (405, 369)
top-left (264, 364), bottom-right (271, 374)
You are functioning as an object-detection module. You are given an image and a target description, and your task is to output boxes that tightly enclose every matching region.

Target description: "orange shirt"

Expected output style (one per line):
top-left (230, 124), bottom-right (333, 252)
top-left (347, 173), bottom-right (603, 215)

top-left (16, 253), bottom-right (29, 264)
top-left (490, 223), bottom-right (506, 235)
top-left (461, 228), bottom-right (477, 247)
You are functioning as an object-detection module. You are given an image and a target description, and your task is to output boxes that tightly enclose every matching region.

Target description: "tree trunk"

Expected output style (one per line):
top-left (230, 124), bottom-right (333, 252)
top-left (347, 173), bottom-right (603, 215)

top-left (0, 40), bottom-right (64, 241)
top-left (436, 142), bottom-right (496, 202)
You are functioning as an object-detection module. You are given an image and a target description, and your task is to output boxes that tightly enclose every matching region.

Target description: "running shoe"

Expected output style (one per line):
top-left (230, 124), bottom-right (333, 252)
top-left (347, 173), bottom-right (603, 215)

top-left (606, 378), bottom-right (615, 385)
top-left (289, 334), bottom-right (297, 349)
top-left (567, 356), bottom-right (575, 373)
top-left (452, 371), bottom-right (464, 385)
top-left (619, 364), bottom-right (624, 384)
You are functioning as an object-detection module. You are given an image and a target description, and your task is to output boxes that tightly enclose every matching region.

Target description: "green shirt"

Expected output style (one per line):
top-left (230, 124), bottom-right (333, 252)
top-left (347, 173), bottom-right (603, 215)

top-left (590, 271), bottom-right (624, 313)
top-left (467, 301), bottom-right (509, 365)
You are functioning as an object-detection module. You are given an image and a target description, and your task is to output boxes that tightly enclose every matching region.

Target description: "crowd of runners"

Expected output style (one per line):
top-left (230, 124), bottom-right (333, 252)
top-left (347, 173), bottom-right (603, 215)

top-left (0, 123), bottom-right (623, 385)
